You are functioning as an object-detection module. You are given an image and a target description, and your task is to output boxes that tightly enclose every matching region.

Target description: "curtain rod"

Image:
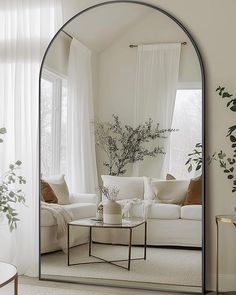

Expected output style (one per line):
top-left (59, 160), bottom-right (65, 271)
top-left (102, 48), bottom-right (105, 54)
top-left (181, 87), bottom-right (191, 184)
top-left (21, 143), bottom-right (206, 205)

top-left (62, 30), bottom-right (73, 39)
top-left (129, 41), bottom-right (187, 48)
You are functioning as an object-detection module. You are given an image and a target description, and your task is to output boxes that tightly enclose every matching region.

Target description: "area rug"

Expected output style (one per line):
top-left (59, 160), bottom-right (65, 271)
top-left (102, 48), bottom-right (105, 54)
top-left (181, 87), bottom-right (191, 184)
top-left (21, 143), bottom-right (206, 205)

top-left (0, 284), bottom-right (113, 295)
top-left (41, 244), bottom-right (202, 287)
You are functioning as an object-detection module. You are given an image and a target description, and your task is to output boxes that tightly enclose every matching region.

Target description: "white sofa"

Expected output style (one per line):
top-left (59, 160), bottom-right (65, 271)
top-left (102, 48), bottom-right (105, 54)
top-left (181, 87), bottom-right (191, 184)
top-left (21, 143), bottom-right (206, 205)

top-left (41, 193), bottom-right (98, 253)
top-left (92, 175), bottom-right (202, 247)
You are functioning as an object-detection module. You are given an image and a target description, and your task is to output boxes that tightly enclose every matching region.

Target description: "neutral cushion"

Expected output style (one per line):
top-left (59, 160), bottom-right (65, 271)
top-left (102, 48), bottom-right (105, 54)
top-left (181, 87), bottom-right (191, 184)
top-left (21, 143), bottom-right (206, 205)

top-left (184, 176), bottom-right (202, 205)
top-left (46, 175), bottom-right (70, 205)
top-left (127, 203), bottom-right (181, 219)
top-left (40, 179), bottom-right (58, 203)
top-left (181, 205), bottom-right (202, 220)
top-left (148, 179), bottom-right (190, 204)
top-left (41, 203), bottom-right (97, 227)
top-left (148, 203), bottom-right (181, 219)
top-left (101, 175), bottom-right (144, 200)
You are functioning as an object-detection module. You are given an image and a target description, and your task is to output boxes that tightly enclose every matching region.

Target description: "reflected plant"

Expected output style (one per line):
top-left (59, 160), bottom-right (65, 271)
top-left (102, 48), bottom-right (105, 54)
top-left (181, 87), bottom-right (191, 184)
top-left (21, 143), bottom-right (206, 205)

top-left (185, 86), bottom-right (236, 193)
top-left (185, 143), bottom-right (202, 173)
top-left (0, 128), bottom-right (26, 231)
top-left (95, 114), bottom-right (175, 176)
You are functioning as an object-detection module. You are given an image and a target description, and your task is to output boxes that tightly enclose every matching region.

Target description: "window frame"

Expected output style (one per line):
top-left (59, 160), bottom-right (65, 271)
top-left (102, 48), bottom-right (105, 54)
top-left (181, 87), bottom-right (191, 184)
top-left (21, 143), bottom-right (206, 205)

top-left (41, 67), bottom-right (67, 176)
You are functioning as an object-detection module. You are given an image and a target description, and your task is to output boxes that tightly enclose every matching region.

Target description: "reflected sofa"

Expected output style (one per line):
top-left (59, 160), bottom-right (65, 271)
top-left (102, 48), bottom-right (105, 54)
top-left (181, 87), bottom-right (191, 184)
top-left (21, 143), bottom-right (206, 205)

top-left (92, 175), bottom-right (202, 247)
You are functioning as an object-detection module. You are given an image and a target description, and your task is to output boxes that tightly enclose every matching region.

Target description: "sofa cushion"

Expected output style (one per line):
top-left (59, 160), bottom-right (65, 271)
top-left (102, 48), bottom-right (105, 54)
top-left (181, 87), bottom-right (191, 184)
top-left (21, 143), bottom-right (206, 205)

top-left (145, 179), bottom-right (190, 204)
top-left (127, 203), bottom-right (181, 219)
top-left (181, 205), bottom-right (202, 220)
top-left (41, 179), bottom-right (58, 203)
top-left (184, 176), bottom-right (202, 205)
top-left (101, 175), bottom-right (144, 200)
top-left (148, 203), bottom-right (181, 219)
top-left (46, 175), bottom-right (70, 205)
top-left (41, 203), bottom-right (97, 226)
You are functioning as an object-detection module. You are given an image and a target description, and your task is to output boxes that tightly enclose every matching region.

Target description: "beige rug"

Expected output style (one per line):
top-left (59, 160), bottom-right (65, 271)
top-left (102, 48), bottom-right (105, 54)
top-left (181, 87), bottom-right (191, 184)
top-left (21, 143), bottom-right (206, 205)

top-left (0, 283), bottom-right (113, 295)
top-left (41, 244), bottom-right (202, 287)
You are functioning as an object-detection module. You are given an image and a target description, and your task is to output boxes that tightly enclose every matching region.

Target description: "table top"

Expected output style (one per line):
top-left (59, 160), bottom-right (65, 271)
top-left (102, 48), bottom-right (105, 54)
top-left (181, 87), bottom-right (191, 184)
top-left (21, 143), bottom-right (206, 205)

top-left (69, 218), bottom-right (146, 229)
top-left (216, 215), bottom-right (236, 224)
top-left (0, 261), bottom-right (17, 288)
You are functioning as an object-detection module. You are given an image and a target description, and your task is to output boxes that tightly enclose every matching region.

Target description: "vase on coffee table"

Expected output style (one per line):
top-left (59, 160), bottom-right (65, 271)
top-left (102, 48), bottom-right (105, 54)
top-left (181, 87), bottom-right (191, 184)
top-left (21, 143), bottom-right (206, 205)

top-left (103, 199), bottom-right (122, 224)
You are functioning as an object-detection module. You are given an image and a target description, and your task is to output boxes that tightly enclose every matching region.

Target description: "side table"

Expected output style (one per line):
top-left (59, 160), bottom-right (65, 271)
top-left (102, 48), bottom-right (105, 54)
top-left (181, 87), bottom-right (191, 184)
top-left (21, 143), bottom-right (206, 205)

top-left (216, 215), bottom-right (236, 295)
top-left (0, 261), bottom-right (18, 295)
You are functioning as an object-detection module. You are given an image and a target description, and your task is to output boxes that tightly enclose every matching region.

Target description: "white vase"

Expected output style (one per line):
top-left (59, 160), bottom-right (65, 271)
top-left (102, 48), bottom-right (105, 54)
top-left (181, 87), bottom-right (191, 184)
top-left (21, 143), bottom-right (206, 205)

top-left (103, 200), bottom-right (122, 224)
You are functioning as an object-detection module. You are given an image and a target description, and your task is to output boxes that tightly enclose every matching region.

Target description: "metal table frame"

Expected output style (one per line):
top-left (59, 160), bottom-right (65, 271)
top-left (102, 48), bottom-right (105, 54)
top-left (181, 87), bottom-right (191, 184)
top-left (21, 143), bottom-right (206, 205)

top-left (67, 219), bottom-right (147, 270)
top-left (216, 215), bottom-right (236, 295)
top-left (0, 262), bottom-right (18, 295)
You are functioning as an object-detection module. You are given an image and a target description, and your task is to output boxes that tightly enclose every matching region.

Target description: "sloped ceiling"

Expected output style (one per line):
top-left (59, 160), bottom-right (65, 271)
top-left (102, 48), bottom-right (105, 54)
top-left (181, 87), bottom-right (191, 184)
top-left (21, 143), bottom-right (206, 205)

top-left (63, 3), bottom-right (151, 52)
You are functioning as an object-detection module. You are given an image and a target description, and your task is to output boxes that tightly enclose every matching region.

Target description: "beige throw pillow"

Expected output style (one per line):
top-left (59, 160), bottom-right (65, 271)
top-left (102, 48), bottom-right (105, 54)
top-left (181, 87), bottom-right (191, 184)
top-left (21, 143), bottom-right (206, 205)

top-left (46, 175), bottom-right (70, 205)
top-left (150, 179), bottom-right (190, 204)
top-left (184, 176), bottom-right (202, 205)
top-left (40, 179), bottom-right (58, 203)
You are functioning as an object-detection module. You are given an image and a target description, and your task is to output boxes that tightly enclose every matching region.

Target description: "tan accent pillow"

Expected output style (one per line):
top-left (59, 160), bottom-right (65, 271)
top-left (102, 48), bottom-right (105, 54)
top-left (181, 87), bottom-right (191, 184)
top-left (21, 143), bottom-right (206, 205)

top-left (41, 179), bottom-right (58, 203)
top-left (184, 176), bottom-right (202, 205)
top-left (46, 175), bottom-right (70, 205)
top-left (166, 173), bottom-right (176, 180)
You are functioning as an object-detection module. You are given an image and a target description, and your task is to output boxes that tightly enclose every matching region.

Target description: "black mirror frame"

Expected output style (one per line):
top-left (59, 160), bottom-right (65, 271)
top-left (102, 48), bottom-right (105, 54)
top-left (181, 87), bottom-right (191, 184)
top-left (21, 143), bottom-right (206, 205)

top-left (39, 1), bottom-right (205, 293)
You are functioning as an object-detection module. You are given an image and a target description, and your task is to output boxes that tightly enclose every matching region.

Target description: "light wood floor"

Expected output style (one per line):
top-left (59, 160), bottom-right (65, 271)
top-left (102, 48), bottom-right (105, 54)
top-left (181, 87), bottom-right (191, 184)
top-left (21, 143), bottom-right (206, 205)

top-left (20, 276), bottom-right (194, 295)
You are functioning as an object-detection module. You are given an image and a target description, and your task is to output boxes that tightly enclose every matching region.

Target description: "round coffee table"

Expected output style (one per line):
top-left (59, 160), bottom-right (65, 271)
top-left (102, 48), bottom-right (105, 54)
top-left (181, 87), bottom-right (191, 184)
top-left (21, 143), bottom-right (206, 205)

top-left (0, 261), bottom-right (18, 295)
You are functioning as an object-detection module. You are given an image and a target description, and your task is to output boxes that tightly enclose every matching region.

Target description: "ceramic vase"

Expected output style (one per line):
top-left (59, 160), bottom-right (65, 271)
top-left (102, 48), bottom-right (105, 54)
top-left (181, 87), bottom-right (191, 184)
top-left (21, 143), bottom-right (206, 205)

top-left (103, 199), bottom-right (122, 224)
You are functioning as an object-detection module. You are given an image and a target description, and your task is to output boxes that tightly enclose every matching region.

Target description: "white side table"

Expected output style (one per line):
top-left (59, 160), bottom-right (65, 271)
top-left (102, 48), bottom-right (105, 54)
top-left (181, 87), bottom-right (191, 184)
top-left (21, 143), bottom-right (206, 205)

top-left (0, 261), bottom-right (18, 295)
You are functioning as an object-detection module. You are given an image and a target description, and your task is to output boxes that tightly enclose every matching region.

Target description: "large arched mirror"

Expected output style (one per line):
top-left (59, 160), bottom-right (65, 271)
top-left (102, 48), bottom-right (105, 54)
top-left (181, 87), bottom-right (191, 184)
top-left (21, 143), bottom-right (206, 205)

top-left (39, 1), bottom-right (205, 293)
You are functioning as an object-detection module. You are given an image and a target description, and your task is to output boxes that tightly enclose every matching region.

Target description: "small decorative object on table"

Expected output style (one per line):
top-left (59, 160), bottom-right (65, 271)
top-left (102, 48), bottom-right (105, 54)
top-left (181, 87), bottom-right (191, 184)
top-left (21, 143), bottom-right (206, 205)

top-left (100, 186), bottom-right (122, 224)
top-left (96, 204), bottom-right (103, 221)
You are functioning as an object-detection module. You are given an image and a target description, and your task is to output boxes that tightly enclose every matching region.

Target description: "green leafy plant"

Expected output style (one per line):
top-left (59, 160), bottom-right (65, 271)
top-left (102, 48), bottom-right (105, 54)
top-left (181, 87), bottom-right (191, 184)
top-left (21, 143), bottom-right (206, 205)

top-left (209, 86), bottom-right (236, 192)
top-left (185, 143), bottom-right (202, 173)
top-left (185, 86), bottom-right (236, 192)
top-left (0, 128), bottom-right (26, 231)
top-left (95, 114), bottom-right (175, 176)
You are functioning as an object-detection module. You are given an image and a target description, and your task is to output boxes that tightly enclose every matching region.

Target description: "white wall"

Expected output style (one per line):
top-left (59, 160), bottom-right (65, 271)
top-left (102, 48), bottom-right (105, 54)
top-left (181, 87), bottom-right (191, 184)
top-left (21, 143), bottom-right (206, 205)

top-left (62, 0), bottom-right (236, 291)
top-left (44, 31), bottom-right (71, 76)
top-left (96, 10), bottom-right (201, 178)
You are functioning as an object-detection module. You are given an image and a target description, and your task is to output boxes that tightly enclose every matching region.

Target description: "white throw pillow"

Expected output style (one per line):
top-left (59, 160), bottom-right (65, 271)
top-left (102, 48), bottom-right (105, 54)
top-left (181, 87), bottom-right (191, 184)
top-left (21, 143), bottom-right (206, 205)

top-left (146, 179), bottom-right (190, 204)
top-left (46, 175), bottom-right (70, 205)
top-left (101, 175), bottom-right (144, 200)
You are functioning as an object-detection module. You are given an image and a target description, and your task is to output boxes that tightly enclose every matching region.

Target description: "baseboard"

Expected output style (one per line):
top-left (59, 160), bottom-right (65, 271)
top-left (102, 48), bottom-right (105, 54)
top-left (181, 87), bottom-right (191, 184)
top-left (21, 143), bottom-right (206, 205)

top-left (207, 274), bottom-right (236, 292)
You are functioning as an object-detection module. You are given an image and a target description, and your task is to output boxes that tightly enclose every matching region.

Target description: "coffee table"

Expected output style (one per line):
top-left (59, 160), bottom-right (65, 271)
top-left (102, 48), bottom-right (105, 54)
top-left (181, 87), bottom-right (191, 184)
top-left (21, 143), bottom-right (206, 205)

top-left (0, 261), bottom-right (18, 295)
top-left (67, 218), bottom-right (147, 270)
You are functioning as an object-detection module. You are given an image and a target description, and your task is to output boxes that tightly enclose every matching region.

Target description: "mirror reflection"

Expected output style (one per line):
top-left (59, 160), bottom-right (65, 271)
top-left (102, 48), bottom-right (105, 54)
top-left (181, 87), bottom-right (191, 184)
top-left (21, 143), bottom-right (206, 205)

top-left (40, 2), bottom-right (203, 292)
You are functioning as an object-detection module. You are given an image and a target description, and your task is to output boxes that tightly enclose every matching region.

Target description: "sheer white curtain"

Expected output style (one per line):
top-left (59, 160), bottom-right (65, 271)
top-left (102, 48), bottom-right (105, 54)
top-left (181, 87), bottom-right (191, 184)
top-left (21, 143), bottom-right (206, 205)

top-left (133, 43), bottom-right (181, 178)
top-left (67, 38), bottom-right (98, 194)
top-left (0, 0), bottom-right (62, 276)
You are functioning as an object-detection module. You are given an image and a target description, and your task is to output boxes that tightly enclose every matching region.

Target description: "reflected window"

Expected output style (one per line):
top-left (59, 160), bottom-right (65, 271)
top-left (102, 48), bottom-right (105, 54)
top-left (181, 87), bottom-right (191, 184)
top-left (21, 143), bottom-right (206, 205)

top-left (41, 69), bottom-right (67, 177)
top-left (169, 88), bottom-right (202, 179)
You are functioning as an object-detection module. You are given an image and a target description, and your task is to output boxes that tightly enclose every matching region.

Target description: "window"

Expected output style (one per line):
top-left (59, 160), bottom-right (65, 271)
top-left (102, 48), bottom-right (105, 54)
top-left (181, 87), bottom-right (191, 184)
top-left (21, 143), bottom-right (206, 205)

top-left (41, 69), bottom-right (67, 177)
top-left (169, 88), bottom-right (202, 179)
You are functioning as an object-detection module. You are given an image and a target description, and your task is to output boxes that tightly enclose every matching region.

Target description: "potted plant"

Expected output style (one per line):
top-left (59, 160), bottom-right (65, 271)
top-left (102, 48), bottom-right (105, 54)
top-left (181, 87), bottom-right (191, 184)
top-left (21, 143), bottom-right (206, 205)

top-left (100, 185), bottom-right (121, 224)
top-left (94, 114), bottom-right (175, 176)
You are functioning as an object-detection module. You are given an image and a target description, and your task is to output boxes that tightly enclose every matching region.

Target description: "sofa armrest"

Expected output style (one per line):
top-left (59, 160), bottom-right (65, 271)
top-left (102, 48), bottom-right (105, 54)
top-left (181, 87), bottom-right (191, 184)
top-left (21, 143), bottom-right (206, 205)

top-left (70, 193), bottom-right (98, 205)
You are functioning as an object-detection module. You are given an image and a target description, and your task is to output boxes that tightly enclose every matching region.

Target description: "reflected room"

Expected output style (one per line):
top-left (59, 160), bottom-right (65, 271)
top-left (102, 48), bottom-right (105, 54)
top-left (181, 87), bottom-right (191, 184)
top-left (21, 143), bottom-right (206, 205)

top-left (40, 2), bottom-right (203, 293)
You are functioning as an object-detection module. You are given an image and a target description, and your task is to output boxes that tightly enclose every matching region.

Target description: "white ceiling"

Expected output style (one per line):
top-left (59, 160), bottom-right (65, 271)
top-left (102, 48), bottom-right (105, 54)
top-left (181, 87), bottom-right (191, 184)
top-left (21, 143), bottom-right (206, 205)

top-left (63, 3), bottom-right (151, 52)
